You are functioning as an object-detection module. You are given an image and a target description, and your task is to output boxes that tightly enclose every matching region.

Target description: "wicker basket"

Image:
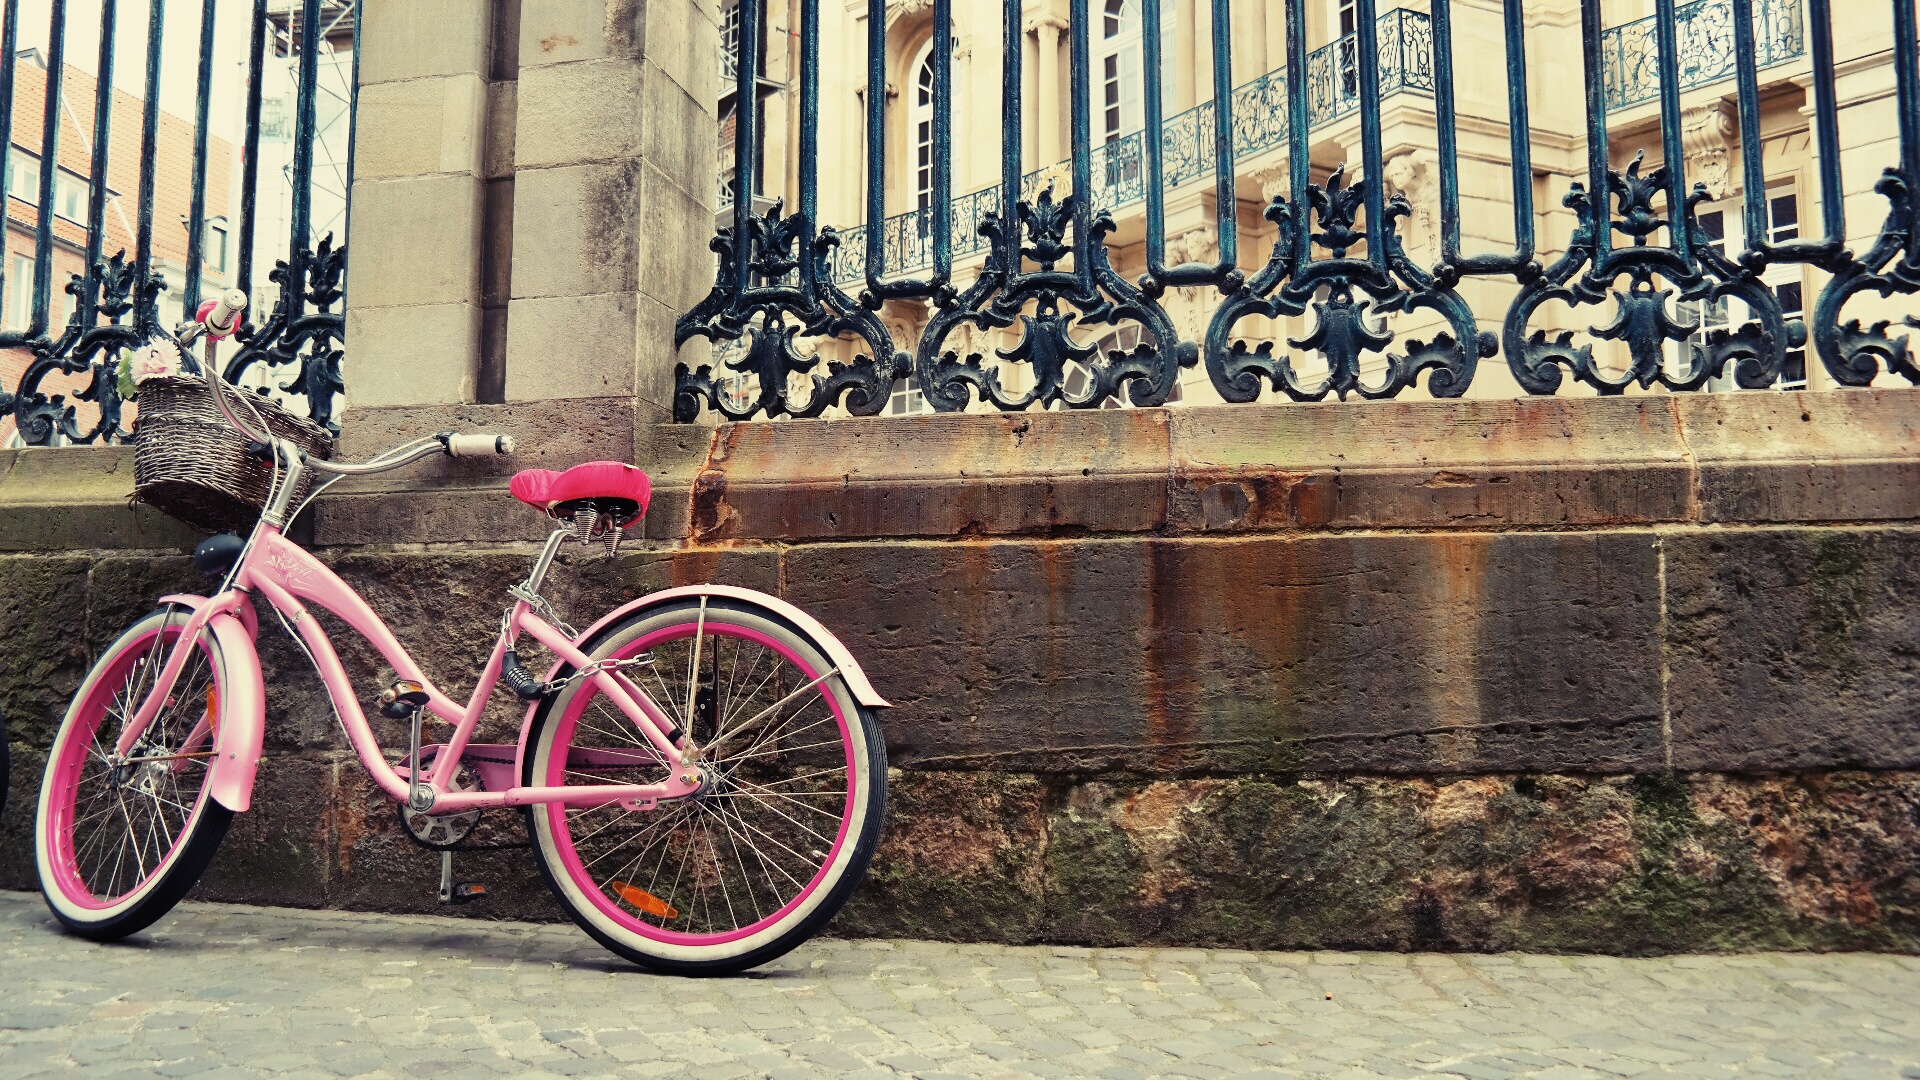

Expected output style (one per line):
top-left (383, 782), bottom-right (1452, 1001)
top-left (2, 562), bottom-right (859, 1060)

top-left (131, 375), bottom-right (336, 533)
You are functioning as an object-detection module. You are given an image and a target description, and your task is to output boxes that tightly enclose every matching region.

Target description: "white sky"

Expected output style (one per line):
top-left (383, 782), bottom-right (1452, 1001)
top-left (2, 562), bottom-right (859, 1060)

top-left (6, 0), bottom-right (256, 143)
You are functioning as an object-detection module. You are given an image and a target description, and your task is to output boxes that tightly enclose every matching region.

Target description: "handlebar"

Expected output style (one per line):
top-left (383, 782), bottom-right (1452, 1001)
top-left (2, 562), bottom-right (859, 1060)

top-left (187, 292), bottom-right (516, 476)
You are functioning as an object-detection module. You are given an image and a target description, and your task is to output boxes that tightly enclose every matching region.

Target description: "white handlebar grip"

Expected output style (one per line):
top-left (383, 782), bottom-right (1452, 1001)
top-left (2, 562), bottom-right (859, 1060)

top-left (205, 288), bottom-right (247, 333)
top-left (446, 432), bottom-right (515, 457)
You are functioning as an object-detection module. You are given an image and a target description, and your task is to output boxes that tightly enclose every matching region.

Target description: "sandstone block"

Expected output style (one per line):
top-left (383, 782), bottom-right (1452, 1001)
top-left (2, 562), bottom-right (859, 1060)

top-left (359, 0), bottom-right (491, 84)
top-left (513, 59), bottom-right (646, 170)
top-left (508, 161), bottom-right (642, 299)
top-left (504, 292), bottom-right (640, 400)
top-left (1666, 527), bottom-right (1920, 770)
top-left (344, 303), bottom-right (484, 407)
top-left (345, 176), bottom-right (485, 309)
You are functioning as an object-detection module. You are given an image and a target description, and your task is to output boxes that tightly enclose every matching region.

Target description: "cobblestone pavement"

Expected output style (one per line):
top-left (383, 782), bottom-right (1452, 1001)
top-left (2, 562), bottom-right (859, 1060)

top-left (3, 892), bottom-right (1919, 1079)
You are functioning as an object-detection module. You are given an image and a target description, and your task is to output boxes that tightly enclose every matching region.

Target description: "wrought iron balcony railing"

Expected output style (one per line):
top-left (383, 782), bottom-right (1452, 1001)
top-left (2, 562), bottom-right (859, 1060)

top-left (828, 8), bottom-right (1433, 284)
top-left (1603, 0), bottom-right (1806, 111)
top-left (677, 0), bottom-right (1920, 420)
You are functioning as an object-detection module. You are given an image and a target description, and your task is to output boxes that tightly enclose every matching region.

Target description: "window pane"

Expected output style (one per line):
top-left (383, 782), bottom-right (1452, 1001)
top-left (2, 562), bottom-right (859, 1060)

top-left (1774, 281), bottom-right (1802, 315)
top-left (1782, 350), bottom-right (1805, 385)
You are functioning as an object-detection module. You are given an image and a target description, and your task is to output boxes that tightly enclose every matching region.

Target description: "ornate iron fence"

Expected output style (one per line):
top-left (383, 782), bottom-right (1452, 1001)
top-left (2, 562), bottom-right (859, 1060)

top-left (0, 0), bottom-right (356, 446)
top-left (676, 0), bottom-right (1919, 420)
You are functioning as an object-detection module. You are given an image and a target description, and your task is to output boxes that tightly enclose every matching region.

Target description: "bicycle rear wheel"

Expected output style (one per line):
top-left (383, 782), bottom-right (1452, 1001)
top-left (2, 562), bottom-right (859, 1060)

top-left (525, 598), bottom-right (886, 975)
top-left (36, 608), bottom-right (234, 939)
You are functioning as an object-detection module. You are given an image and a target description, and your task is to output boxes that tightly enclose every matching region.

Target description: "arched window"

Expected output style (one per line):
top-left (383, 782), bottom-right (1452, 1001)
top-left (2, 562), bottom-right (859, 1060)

top-left (1098, 0), bottom-right (1143, 144)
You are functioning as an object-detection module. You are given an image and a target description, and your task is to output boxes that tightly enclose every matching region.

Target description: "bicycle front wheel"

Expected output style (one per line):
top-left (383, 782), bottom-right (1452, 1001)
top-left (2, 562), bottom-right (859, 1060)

top-left (525, 598), bottom-right (886, 975)
top-left (36, 608), bottom-right (234, 939)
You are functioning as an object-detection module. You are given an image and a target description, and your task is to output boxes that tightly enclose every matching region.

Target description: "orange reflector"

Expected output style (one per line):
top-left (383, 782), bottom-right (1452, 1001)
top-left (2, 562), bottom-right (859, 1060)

top-left (205, 687), bottom-right (220, 739)
top-left (609, 880), bottom-right (678, 919)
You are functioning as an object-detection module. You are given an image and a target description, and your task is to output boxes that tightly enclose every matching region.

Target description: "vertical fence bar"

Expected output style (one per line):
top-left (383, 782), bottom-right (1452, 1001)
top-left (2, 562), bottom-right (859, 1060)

top-left (1580, 0), bottom-right (1611, 267)
top-left (1000, 0), bottom-right (1022, 263)
top-left (1806, 0), bottom-right (1843, 246)
top-left (287, 0), bottom-right (325, 322)
top-left (931, 0), bottom-right (951, 280)
top-left (862, 0), bottom-right (885, 287)
top-left (1893, 0), bottom-right (1920, 272)
top-left (1433, 0), bottom-right (1461, 264)
top-left (1731, 0), bottom-right (1767, 257)
top-left (1142, 0), bottom-right (1167, 277)
top-left (184, 0), bottom-right (218, 310)
top-left (1285, 0), bottom-right (1310, 263)
top-left (0, 0), bottom-right (17, 334)
top-left (1207, 0), bottom-right (1235, 271)
top-left (135, 0), bottom-right (168, 326)
top-left (1067, 0), bottom-right (1092, 278)
top-left (1355, 0), bottom-right (1386, 266)
top-left (237, 0), bottom-right (267, 302)
top-left (1503, 0), bottom-right (1534, 265)
top-left (30, 1), bottom-right (67, 337)
top-left (798, 0), bottom-right (820, 291)
top-left (80, 0), bottom-right (120, 328)
top-left (343, 0), bottom-right (362, 302)
top-left (733, 0), bottom-right (756, 295)
top-left (1652, 0), bottom-right (1692, 269)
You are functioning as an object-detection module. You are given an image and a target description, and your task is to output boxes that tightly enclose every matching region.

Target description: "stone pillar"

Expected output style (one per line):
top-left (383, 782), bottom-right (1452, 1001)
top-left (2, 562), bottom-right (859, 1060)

top-left (344, 0), bottom-right (495, 405)
top-left (504, 0), bottom-right (719, 430)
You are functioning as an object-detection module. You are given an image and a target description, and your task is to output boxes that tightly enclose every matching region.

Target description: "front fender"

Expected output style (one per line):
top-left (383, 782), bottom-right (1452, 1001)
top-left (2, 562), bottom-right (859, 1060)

top-left (153, 593), bottom-right (264, 811)
top-left (204, 612), bottom-right (265, 813)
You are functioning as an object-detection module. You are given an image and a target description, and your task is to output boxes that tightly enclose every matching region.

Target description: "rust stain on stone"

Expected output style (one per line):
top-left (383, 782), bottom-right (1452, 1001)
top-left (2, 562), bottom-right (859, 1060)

top-left (1423, 470), bottom-right (1478, 489)
top-left (688, 426), bottom-right (744, 543)
top-left (539, 33), bottom-right (578, 51)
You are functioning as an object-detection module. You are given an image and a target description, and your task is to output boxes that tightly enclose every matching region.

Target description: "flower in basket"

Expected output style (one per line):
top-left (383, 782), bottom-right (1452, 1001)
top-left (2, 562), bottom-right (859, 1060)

top-left (116, 337), bottom-right (188, 401)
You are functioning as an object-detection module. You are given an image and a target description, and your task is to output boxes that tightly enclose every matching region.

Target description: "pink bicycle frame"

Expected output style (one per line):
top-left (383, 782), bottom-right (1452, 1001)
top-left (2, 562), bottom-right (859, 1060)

top-left (112, 521), bottom-right (699, 815)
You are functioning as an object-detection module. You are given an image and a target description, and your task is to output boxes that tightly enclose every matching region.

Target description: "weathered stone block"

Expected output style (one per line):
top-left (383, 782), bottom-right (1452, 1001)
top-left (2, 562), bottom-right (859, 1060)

top-left (637, 162), bottom-right (718, 311)
top-left (353, 74), bottom-right (489, 181)
top-left (1683, 390), bottom-right (1920, 523)
top-left (1168, 395), bottom-right (1693, 532)
top-left (193, 756), bottom-right (337, 908)
top-left (345, 176), bottom-right (485, 309)
top-left (513, 59), bottom-right (646, 169)
top-left (508, 161), bottom-right (642, 299)
top-left (690, 410), bottom-right (1171, 543)
top-left (504, 292), bottom-right (639, 400)
top-left (1666, 527), bottom-right (1920, 770)
top-left (783, 532), bottom-right (1665, 775)
top-left (0, 558), bottom-right (93, 748)
top-left (359, 0), bottom-right (491, 84)
top-left (343, 303), bottom-right (484, 408)
top-left (832, 769), bottom-right (1920, 952)
top-left (518, 0), bottom-right (645, 66)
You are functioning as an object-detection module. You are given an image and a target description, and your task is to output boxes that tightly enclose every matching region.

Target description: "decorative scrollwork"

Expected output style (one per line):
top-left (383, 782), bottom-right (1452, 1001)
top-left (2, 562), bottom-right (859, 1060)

top-left (1205, 165), bottom-right (1493, 402)
top-left (227, 234), bottom-right (348, 434)
top-left (914, 186), bottom-right (1192, 411)
top-left (1503, 152), bottom-right (1801, 396)
top-left (0, 250), bottom-right (162, 445)
top-left (676, 200), bottom-right (906, 420)
top-left (1810, 168), bottom-right (1920, 387)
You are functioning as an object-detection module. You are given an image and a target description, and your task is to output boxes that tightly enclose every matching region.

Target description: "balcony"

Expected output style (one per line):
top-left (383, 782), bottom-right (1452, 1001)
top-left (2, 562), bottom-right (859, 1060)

top-left (1602, 0), bottom-right (1806, 112)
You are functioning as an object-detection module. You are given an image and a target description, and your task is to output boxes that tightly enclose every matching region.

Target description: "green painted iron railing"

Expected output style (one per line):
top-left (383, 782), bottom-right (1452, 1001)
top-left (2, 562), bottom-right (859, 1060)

top-left (0, 0), bottom-right (356, 444)
top-left (677, 0), bottom-right (1918, 418)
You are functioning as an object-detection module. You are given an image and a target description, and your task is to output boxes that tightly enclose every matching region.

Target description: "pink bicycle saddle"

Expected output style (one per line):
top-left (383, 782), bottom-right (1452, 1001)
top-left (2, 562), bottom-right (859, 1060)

top-left (510, 461), bottom-right (652, 526)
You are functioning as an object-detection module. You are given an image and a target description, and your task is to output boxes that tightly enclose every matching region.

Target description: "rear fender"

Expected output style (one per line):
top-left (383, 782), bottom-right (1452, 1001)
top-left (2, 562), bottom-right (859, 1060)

top-left (517, 584), bottom-right (889, 780)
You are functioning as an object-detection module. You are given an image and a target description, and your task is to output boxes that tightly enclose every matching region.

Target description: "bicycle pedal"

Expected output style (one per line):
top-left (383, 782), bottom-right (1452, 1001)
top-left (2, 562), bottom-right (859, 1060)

top-left (446, 882), bottom-right (488, 905)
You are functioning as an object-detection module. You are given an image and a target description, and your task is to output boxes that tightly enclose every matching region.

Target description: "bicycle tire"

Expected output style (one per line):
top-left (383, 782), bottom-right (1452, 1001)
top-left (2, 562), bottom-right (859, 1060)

top-left (36, 608), bottom-right (236, 940)
top-left (524, 597), bottom-right (886, 975)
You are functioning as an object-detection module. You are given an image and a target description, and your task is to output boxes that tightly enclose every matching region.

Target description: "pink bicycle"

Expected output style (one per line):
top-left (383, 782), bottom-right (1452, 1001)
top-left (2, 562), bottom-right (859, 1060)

top-left (33, 292), bottom-right (889, 975)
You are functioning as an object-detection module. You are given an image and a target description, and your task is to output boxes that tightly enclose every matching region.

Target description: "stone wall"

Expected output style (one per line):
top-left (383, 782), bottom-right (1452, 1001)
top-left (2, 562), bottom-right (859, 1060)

top-left (1, 390), bottom-right (1915, 953)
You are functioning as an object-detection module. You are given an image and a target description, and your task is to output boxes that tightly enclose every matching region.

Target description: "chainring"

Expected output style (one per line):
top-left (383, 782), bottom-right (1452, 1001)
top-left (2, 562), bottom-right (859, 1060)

top-left (397, 758), bottom-right (484, 850)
